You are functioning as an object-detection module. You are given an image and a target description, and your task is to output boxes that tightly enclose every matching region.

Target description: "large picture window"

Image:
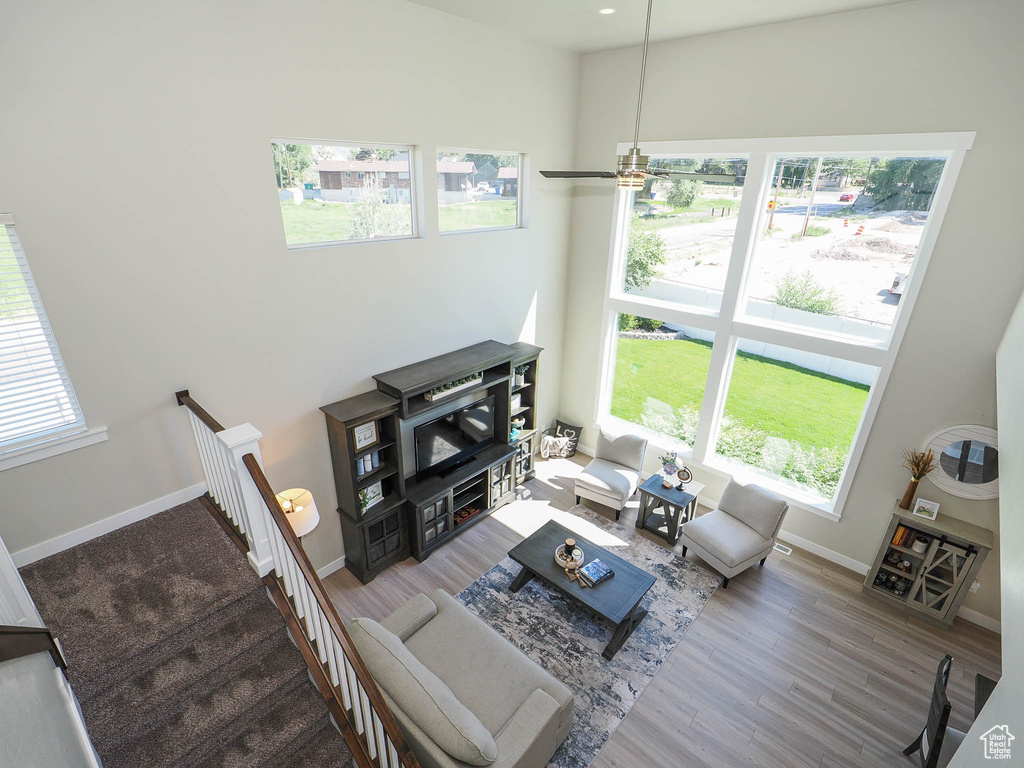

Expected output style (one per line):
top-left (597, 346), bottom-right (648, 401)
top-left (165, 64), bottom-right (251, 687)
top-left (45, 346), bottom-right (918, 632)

top-left (271, 141), bottom-right (416, 247)
top-left (599, 134), bottom-right (972, 517)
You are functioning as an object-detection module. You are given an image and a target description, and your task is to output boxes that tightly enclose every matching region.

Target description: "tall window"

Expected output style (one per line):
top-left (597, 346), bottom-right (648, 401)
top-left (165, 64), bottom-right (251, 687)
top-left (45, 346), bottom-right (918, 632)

top-left (271, 141), bottom-right (416, 247)
top-left (599, 134), bottom-right (972, 517)
top-left (436, 150), bottom-right (523, 233)
top-left (0, 215), bottom-right (87, 454)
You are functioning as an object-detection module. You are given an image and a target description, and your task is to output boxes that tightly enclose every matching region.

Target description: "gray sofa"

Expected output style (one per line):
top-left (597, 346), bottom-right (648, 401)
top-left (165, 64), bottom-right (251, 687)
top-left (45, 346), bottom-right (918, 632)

top-left (349, 589), bottom-right (574, 768)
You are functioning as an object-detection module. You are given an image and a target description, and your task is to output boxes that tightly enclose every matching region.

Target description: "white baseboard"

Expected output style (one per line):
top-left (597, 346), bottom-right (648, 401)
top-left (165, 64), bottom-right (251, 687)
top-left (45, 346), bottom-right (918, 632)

top-left (775, 530), bottom-right (1001, 634)
top-left (316, 556), bottom-right (346, 579)
top-left (776, 530), bottom-right (871, 575)
top-left (955, 606), bottom-right (1001, 634)
top-left (12, 483), bottom-right (207, 567)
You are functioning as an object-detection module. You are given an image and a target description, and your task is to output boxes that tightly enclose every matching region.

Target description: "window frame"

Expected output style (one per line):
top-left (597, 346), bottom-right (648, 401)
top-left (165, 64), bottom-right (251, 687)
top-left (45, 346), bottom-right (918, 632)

top-left (435, 148), bottom-right (527, 235)
top-left (0, 215), bottom-right (107, 471)
top-left (595, 132), bottom-right (974, 520)
top-left (271, 138), bottom-right (423, 250)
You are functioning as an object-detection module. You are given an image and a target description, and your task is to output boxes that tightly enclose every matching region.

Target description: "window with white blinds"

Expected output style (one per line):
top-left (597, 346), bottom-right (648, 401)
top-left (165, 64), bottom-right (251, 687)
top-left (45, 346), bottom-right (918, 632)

top-left (0, 215), bottom-right (87, 453)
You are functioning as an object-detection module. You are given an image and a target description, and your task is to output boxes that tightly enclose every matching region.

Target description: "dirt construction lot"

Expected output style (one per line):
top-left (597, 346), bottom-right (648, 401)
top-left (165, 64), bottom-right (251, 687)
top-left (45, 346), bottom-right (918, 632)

top-left (653, 191), bottom-right (927, 326)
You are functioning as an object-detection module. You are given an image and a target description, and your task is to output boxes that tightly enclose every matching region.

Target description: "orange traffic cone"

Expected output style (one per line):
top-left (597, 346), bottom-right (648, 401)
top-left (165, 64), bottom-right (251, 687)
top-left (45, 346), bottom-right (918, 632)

top-left (855, 224), bottom-right (865, 236)
top-left (844, 218), bottom-right (849, 227)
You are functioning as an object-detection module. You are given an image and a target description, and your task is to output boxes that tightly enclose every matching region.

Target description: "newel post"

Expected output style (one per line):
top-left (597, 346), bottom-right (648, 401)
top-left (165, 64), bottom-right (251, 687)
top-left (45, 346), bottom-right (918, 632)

top-left (218, 424), bottom-right (275, 577)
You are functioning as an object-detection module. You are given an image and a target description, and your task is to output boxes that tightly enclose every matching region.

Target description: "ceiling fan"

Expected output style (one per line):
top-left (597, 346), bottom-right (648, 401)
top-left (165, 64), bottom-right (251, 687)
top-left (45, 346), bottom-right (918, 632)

top-left (541, 0), bottom-right (737, 189)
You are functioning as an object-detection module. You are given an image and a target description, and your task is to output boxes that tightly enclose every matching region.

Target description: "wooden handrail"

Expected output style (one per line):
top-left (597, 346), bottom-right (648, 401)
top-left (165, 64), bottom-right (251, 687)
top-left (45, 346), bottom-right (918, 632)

top-left (174, 389), bottom-right (226, 433)
top-left (0, 625), bottom-right (66, 670)
top-left (242, 453), bottom-right (420, 768)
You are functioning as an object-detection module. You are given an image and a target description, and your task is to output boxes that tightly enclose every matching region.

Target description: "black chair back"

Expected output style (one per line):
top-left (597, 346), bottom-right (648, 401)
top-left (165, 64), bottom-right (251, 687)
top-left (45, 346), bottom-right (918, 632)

top-left (917, 654), bottom-right (954, 768)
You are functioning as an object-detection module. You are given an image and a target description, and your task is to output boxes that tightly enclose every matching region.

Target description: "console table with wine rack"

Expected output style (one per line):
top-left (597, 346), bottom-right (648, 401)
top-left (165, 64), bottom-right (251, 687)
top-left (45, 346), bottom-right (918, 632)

top-left (863, 505), bottom-right (993, 628)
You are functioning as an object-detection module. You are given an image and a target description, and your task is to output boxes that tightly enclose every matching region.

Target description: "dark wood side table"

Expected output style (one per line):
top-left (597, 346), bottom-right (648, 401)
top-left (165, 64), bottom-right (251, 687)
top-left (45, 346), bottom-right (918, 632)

top-left (636, 474), bottom-right (704, 546)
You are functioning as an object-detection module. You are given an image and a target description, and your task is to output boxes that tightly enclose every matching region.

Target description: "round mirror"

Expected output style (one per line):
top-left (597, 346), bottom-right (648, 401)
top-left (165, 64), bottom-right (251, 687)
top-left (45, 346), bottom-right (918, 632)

top-left (925, 425), bottom-right (999, 500)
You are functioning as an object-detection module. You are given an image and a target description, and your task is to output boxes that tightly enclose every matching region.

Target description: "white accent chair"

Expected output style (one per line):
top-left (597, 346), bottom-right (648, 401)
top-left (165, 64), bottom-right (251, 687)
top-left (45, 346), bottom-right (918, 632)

top-left (677, 479), bottom-right (788, 587)
top-left (573, 430), bottom-right (648, 520)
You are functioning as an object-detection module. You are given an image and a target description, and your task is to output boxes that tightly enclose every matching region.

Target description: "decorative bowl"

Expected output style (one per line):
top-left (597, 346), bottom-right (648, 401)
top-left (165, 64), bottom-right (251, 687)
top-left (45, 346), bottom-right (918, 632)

top-left (554, 545), bottom-right (583, 569)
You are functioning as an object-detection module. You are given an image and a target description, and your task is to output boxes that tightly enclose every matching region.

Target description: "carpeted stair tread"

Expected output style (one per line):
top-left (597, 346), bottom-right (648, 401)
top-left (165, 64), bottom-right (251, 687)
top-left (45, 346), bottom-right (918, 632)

top-left (19, 499), bottom-right (354, 768)
top-left (20, 499), bottom-right (263, 699)
top-left (284, 715), bottom-right (354, 768)
top-left (205, 680), bottom-right (347, 768)
top-left (86, 603), bottom-right (293, 754)
top-left (101, 632), bottom-right (310, 768)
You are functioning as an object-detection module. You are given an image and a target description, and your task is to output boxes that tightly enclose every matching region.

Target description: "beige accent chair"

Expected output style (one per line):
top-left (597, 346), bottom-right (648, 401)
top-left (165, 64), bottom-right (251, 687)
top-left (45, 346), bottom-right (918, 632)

top-left (677, 479), bottom-right (788, 587)
top-left (349, 589), bottom-right (574, 768)
top-left (573, 430), bottom-right (648, 520)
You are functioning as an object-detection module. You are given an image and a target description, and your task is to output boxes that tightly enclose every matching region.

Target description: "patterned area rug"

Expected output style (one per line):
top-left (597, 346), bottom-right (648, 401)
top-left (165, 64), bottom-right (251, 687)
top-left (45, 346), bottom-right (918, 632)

top-left (456, 504), bottom-right (720, 768)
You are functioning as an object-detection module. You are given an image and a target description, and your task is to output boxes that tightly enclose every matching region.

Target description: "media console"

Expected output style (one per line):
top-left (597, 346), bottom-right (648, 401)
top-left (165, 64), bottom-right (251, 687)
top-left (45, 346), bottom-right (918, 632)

top-left (321, 340), bottom-right (542, 582)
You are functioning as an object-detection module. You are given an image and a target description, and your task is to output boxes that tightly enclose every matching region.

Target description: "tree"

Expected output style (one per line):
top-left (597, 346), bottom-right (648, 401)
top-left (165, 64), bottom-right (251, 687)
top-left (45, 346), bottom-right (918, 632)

top-left (864, 158), bottom-right (944, 211)
top-left (350, 173), bottom-right (406, 240)
top-left (272, 143), bottom-right (314, 188)
top-left (354, 148), bottom-right (398, 161)
top-left (666, 179), bottom-right (703, 209)
top-left (624, 216), bottom-right (666, 291)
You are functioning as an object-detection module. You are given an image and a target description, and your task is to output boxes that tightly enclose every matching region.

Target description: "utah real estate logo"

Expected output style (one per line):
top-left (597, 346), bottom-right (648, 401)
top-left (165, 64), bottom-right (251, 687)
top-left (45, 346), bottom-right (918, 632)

top-left (979, 725), bottom-right (1014, 760)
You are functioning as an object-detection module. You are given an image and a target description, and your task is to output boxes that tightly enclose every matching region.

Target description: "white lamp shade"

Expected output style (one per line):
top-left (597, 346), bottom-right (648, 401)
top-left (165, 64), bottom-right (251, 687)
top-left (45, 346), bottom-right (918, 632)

top-left (276, 488), bottom-right (321, 537)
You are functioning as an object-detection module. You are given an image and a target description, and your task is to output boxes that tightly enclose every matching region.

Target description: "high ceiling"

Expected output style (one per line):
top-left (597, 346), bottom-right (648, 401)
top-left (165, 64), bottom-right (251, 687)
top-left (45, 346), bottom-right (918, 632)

top-left (404, 0), bottom-right (914, 53)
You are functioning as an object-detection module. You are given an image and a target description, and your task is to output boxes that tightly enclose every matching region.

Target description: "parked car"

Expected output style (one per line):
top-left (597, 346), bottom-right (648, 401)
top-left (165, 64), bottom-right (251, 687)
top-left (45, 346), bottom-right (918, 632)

top-left (839, 193), bottom-right (855, 202)
top-left (890, 272), bottom-right (908, 298)
top-left (476, 182), bottom-right (491, 193)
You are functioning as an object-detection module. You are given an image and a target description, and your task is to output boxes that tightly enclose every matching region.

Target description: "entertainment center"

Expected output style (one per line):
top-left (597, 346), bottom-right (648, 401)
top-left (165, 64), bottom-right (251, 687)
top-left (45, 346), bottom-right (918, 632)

top-left (321, 340), bottom-right (542, 583)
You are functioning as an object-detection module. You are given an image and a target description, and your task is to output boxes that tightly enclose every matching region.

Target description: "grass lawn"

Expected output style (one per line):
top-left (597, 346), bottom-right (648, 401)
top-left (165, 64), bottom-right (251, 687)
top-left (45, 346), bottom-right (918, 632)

top-left (439, 199), bottom-right (517, 231)
top-left (611, 336), bottom-right (870, 452)
top-left (632, 196), bottom-right (740, 231)
top-left (279, 201), bottom-right (362, 244)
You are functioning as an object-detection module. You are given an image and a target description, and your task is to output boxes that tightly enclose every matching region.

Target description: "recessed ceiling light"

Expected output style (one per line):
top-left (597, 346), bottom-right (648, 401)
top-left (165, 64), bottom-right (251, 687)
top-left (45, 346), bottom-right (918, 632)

top-left (599, 8), bottom-right (616, 14)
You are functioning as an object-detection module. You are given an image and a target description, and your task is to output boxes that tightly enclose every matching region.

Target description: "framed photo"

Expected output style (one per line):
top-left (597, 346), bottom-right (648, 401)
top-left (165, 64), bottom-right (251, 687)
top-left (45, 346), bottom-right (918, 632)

top-left (353, 420), bottom-right (379, 451)
top-left (360, 481), bottom-right (384, 514)
top-left (913, 498), bottom-right (940, 521)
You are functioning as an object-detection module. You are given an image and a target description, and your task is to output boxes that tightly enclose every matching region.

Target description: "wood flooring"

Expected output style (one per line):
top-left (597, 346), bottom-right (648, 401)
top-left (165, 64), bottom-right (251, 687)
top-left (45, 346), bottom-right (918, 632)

top-left (322, 455), bottom-right (1001, 768)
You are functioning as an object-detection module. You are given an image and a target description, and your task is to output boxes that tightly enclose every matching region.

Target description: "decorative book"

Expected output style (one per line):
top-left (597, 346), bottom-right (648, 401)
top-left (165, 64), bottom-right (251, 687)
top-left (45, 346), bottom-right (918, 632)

top-left (579, 559), bottom-right (614, 585)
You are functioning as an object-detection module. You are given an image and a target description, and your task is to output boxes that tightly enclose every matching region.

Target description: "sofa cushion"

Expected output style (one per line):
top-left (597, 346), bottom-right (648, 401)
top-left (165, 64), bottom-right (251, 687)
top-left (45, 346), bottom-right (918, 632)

top-left (719, 481), bottom-right (788, 540)
top-left (575, 458), bottom-right (639, 505)
top-left (679, 509), bottom-right (771, 569)
top-left (596, 430), bottom-right (647, 472)
top-left (405, 590), bottom-right (575, 743)
top-left (348, 617), bottom-right (497, 766)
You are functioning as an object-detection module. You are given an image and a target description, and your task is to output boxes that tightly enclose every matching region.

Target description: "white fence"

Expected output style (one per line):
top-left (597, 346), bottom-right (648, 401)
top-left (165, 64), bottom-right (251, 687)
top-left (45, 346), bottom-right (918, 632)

top-left (631, 278), bottom-right (884, 385)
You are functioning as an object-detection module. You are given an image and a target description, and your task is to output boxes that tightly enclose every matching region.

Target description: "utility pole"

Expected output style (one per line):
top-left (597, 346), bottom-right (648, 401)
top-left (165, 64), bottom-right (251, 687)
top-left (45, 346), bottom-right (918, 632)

top-left (801, 157), bottom-right (825, 236)
top-left (767, 160), bottom-right (785, 231)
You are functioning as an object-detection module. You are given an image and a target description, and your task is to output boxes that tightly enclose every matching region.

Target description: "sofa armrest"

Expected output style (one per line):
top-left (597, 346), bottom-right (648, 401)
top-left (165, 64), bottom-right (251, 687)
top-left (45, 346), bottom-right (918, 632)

top-left (380, 593), bottom-right (438, 642)
top-left (491, 689), bottom-right (561, 768)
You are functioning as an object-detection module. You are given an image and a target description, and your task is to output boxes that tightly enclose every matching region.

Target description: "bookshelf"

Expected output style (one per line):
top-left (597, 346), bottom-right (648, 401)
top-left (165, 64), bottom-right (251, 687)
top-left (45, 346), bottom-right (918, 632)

top-left (863, 506), bottom-right (993, 628)
top-left (510, 342), bottom-right (542, 485)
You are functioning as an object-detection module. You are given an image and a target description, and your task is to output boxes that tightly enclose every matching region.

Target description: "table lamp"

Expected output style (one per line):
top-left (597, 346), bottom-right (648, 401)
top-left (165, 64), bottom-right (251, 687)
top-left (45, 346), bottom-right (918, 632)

top-left (275, 488), bottom-right (321, 538)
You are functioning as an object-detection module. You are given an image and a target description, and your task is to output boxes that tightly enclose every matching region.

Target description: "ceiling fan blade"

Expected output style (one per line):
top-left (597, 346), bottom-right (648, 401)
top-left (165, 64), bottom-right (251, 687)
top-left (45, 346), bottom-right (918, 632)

top-left (540, 170), bottom-right (617, 179)
top-left (650, 170), bottom-right (740, 184)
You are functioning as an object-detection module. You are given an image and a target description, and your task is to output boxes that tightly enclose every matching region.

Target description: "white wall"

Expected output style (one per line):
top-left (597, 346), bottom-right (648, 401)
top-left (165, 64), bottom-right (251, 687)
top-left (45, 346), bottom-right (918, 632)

top-left (560, 0), bottom-right (1024, 623)
top-left (951, 290), bottom-right (1024, 763)
top-left (0, 0), bottom-right (580, 571)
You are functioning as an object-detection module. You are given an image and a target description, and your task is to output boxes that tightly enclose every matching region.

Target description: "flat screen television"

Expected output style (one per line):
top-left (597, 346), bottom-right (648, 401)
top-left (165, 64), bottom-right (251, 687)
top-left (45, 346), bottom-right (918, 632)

top-left (414, 396), bottom-right (495, 480)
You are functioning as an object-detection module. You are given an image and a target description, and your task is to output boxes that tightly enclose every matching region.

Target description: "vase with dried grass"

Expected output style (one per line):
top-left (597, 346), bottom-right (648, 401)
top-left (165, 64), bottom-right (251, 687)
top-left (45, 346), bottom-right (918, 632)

top-left (900, 448), bottom-right (938, 509)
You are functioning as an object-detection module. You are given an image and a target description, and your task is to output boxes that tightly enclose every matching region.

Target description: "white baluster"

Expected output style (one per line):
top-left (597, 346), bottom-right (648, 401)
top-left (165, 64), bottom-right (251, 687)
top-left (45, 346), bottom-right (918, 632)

top-left (337, 640), bottom-right (353, 710)
top-left (346, 659), bottom-right (362, 732)
top-left (373, 711), bottom-right (388, 768)
top-left (359, 685), bottom-right (376, 760)
top-left (218, 424), bottom-right (274, 577)
top-left (388, 739), bottom-right (399, 768)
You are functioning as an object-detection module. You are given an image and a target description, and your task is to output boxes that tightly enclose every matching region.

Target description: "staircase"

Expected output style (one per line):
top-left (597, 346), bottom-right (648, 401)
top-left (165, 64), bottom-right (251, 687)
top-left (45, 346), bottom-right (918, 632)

top-left (19, 499), bottom-right (352, 768)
